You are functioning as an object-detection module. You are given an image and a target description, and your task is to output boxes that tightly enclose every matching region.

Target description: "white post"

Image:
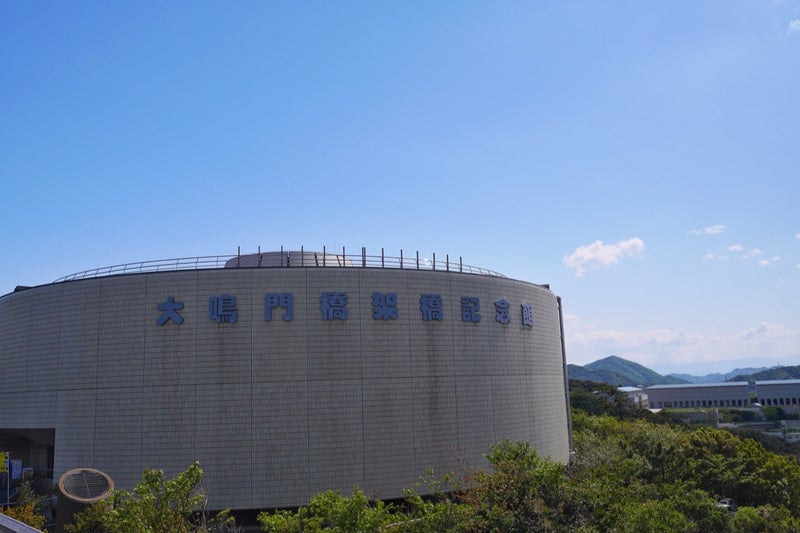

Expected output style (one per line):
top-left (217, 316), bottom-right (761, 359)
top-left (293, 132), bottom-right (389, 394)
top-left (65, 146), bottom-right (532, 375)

top-left (4, 451), bottom-right (9, 506)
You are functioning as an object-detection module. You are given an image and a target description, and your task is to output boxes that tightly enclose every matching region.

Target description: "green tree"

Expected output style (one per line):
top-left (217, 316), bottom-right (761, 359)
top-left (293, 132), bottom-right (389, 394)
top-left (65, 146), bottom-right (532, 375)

top-left (569, 380), bottom-right (646, 418)
top-left (0, 481), bottom-right (47, 530)
top-left (682, 426), bottom-right (800, 513)
top-left (398, 489), bottom-right (471, 533)
top-left (662, 485), bottom-right (730, 533)
top-left (729, 505), bottom-right (800, 533)
top-left (623, 420), bottom-right (688, 485)
top-left (730, 506), bottom-right (769, 533)
top-left (68, 462), bottom-right (237, 533)
top-left (1, 502), bottom-right (47, 530)
top-left (618, 499), bottom-right (690, 533)
top-left (398, 470), bottom-right (472, 533)
top-left (763, 407), bottom-right (785, 421)
top-left (258, 488), bottom-right (395, 533)
top-left (464, 439), bottom-right (567, 532)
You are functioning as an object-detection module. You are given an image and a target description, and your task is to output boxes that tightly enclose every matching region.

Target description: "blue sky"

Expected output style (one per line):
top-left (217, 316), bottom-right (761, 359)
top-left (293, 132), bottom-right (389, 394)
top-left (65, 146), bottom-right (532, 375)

top-left (2, 1), bottom-right (798, 375)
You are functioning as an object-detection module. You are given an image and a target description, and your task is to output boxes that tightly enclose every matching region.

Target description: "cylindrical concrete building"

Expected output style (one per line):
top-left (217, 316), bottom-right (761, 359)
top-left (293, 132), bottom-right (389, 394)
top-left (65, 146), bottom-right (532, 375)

top-left (0, 250), bottom-right (571, 511)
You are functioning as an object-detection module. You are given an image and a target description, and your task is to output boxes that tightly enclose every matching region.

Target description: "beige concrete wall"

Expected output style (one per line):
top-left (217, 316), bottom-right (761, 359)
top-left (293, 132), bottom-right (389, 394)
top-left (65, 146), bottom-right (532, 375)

top-left (0, 267), bottom-right (570, 510)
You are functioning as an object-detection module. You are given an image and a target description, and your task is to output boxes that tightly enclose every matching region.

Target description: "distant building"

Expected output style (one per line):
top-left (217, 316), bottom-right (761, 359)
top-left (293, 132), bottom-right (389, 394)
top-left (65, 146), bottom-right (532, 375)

top-left (618, 386), bottom-right (648, 408)
top-left (646, 382), bottom-right (751, 409)
top-left (756, 380), bottom-right (800, 408)
top-left (764, 431), bottom-right (800, 443)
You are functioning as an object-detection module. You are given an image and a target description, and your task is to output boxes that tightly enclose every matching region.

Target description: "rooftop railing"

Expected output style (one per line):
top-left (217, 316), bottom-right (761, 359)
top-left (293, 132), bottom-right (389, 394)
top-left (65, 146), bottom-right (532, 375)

top-left (54, 247), bottom-right (506, 283)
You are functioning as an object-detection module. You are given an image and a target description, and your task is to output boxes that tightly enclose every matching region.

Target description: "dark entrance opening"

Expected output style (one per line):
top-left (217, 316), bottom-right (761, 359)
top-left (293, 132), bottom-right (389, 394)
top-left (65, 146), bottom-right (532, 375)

top-left (0, 428), bottom-right (55, 505)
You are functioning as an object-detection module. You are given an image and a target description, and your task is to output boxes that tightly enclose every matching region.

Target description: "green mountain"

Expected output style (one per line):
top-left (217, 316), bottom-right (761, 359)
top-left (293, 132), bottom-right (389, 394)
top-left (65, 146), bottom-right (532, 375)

top-left (730, 365), bottom-right (800, 382)
top-left (567, 355), bottom-right (688, 387)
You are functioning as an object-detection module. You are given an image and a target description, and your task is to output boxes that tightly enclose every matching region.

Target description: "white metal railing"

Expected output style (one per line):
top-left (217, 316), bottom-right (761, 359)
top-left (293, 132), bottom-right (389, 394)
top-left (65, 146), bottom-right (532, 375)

top-left (55, 256), bottom-right (232, 282)
top-left (54, 247), bottom-right (506, 282)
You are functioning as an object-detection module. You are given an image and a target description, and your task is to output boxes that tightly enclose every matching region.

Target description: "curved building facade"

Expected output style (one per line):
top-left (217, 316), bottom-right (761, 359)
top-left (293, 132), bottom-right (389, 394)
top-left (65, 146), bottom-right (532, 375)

top-left (0, 251), bottom-right (571, 510)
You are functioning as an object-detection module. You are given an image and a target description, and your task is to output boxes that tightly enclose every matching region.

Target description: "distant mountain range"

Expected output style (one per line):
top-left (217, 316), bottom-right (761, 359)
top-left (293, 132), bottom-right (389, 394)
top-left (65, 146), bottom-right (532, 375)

top-left (667, 368), bottom-right (773, 384)
top-left (729, 365), bottom-right (800, 382)
top-left (568, 355), bottom-right (800, 388)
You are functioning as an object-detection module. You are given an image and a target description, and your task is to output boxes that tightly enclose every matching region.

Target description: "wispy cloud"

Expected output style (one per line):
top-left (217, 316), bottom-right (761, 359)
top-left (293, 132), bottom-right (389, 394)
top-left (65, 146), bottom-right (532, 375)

top-left (795, 232), bottom-right (800, 240)
top-left (788, 19), bottom-right (800, 34)
top-left (690, 224), bottom-right (726, 235)
top-left (564, 237), bottom-right (644, 277)
top-left (705, 243), bottom-right (778, 266)
top-left (565, 318), bottom-right (800, 370)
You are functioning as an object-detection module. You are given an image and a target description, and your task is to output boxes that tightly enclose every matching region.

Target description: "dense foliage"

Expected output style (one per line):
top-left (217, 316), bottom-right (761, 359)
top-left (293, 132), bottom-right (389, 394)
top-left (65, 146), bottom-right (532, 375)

top-left (67, 462), bottom-right (238, 533)
top-left (568, 412), bottom-right (800, 531)
top-left (567, 379), bottom-right (648, 418)
top-left (0, 481), bottom-right (47, 530)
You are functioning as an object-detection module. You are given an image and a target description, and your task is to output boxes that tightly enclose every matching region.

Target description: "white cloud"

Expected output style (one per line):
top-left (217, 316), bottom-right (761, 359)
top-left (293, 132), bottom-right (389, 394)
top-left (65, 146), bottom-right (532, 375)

top-left (795, 232), bottom-right (800, 240)
top-left (705, 244), bottom-right (780, 266)
top-left (565, 318), bottom-right (800, 371)
top-left (737, 322), bottom-right (793, 344)
top-left (690, 224), bottom-right (726, 235)
top-left (758, 256), bottom-right (781, 266)
top-left (788, 19), bottom-right (800, 34)
top-left (563, 237), bottom-right (644, 277)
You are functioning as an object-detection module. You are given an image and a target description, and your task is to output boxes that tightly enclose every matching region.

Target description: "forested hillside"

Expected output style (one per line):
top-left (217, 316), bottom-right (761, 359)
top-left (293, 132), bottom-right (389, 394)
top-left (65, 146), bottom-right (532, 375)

top-left (567, 355), bottom-right (687, 387)
top-left (731, 364), bottom-right (800, 382)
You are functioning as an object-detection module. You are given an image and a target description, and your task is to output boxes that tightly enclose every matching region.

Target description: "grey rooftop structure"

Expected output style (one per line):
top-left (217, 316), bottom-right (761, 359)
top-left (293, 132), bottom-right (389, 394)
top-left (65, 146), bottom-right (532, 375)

top-left (646, 382), bottom-right (751, 409)
top-left (755, 380), bottom-right (800, 407)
